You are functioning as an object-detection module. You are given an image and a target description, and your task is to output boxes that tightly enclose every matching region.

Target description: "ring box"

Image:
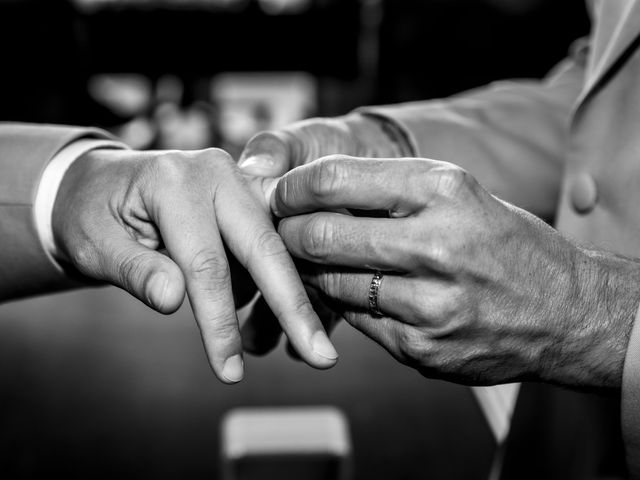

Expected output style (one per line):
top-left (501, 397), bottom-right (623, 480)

top-left (221, 406), bottom-right (352, 480)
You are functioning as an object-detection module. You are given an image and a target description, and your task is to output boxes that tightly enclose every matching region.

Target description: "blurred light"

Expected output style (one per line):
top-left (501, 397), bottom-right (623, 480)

top-left (156, 74), bottom-right (184, 105)
top-left (88, 74), bottom-right (152, 117)
top-left (211, 72), bottom-right (316, 147)
top-left (115, 116), bottom-right (156, 149)
top-left (71, 0), bottom-right (249, 13)
top-left (258, 0), bottom-right (311, 15)
top-left (154, 102), bottom-right (213, 150)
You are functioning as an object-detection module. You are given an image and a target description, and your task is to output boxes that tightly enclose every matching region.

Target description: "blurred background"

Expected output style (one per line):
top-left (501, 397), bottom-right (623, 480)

top-left (0, 0), bottom-right (589, 478)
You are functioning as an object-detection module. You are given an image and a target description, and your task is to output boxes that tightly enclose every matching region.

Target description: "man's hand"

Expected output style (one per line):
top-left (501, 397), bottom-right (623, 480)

top-left (52, 148), bottom-right (338, 383)
top-left (238, 114), bottom-right (408, 354)
top-left (238, 114), bottom-right (406, 177)
top-left (273, 155), bottom-right (640, 390)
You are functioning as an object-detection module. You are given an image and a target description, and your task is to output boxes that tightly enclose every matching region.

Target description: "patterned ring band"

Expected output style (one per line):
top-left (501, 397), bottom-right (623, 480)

top-left (368, 271), bottom-right (385, 317)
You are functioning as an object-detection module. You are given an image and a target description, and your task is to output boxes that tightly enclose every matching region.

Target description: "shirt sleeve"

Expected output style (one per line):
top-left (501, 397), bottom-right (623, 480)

top-left (0, 123), bottom-right (123, 301)
top-left (33, 138), bottom-right (128, 271)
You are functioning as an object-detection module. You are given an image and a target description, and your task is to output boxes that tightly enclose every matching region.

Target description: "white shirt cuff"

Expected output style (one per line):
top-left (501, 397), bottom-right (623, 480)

top-left (34, 138), bottom-right (128, 271)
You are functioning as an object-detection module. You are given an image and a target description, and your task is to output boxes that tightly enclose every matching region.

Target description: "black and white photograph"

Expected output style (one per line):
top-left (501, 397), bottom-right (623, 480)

top-left (1, 0), bottom-right (637, 479)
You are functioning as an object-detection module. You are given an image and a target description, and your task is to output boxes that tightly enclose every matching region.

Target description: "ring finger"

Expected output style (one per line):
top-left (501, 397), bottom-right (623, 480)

top-left (300, 267), bottom-right (446, 326)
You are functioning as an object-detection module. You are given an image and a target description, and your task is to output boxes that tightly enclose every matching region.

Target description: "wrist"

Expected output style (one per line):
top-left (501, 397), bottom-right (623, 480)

top-left (540, 247), bottom-right (640, 390)
top-left (52, 148), bottom-right (121, 264)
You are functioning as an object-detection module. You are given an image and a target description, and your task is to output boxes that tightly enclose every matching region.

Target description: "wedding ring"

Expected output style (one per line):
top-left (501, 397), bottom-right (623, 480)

top-left (368, 271), bottom-right (384, 317)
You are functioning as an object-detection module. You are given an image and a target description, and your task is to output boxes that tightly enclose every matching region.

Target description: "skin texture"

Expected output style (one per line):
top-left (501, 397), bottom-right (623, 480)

top-left (238, 114), bottom-right (399, 355)
top-left (52, 148), bottom-right (338, 384)
top-left (272, 155), bottom-right (640, 391)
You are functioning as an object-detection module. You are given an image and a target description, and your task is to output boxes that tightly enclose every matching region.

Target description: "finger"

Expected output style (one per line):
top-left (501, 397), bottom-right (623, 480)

top-left (242, 174), bottom-right (280, 215)
top-left (239, 117), bottom-right (357, 177)
top-left (215, 162), bottom-right (339, 369)
top-left (273, 156), bottom-right (441, 217)
top-left (241, 295), bottom-right (283, 356)
top-left (284, 284), bottom-right (344, 361)
top-left (341, 309), bottom-right (411, 365)
top-left (239, 130), bottom-right (297, 177)
top-left (300, 268), bottom-right (402, 318)
top-left (241, 283), bottom-right (342, 358)
top-left (305, 283), bottom-right (344, 336)
top-left (154, 181), bottom-right (244, 384)
top-left (343, 310), bottom-right (446, 380)
top-left (301, 266), bottom-right (450, 327)
top-left (227, 246), bottom-right (259, 308)
top-left (278, 212), bottom-right (416, 271)
top-left (99, 234), bottom-right (186, 314)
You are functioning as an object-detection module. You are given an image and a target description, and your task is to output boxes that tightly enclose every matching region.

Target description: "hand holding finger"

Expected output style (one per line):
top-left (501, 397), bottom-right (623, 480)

top-left (215, 157), bottom-right (339, 369)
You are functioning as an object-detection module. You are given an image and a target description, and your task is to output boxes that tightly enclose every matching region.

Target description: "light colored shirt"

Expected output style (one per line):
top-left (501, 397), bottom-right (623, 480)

top-left (33, 138), bottom-right (127, 269)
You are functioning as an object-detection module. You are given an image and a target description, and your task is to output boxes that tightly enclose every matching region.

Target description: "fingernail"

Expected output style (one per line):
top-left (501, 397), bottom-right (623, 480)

top-left (263, 178), bottom-right (282, 217)
top-left (222, 354), bottom-right (244, 383)
top-left (239, 156), bottom-right (275, 176)
top-left (147, 272), bottom-right (168, 310)
top-left (311, 331), bottom-right (339, 361)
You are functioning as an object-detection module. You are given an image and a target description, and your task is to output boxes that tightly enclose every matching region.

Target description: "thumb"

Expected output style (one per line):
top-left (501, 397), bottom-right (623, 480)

top-left (101, 238), bottom-right (186, 314)
top-left (239, 130), bottom-right (295, 177)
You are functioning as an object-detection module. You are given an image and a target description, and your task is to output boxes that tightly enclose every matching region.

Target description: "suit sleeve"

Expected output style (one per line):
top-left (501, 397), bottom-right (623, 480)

top-left (357, 40), bottom-right (588, 219)
top-left (623, 304), bottom-right (640, 477)
top-left (0, 123), bottom-right (115, 302)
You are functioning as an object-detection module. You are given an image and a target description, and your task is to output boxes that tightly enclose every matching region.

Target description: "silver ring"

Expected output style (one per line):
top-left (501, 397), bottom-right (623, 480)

top-left (368, 271), bottom-right (384, 317)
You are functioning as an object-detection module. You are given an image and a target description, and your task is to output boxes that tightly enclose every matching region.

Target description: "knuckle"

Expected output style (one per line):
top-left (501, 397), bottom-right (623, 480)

top-left (301, 216), bottom-right (335, 260)
top-left (251, 229), bottom-right (288, 259)
top-left (287, 294), bottom-right (315, 320)
top-left (186, 249), bottom-right (230, 283)
top-left (207, 318), bottom-right (239, 344)
top-left (406, 287), bottom-right (432, 324)
top-left (430, 165), bottom-right (475, 198)
top-left (116, 249), bottom-right (152, 292)
top-left (312, 156), bottom-right (348, 200)
top-left (201, 148), bottom-right (234, 168)
top-left (151, 152), bottom-right (188, 186)
top-left (317, 271), bottom-right (341, 298)
top-left (416, 234), bottom-right (455, 272)
top-left (425, 241), bottom-right (453, 269)
top-left (396, 327), bottom-right (427, 365)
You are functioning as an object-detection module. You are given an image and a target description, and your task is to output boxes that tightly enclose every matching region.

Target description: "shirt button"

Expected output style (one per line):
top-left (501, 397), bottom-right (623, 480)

top-left (569, 173), bottom-right (598, 214)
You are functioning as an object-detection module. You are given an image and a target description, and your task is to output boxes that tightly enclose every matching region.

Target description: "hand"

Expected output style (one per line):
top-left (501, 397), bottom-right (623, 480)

top-left (272, 155), bottom-right (640, 390)
top-left (238, 113), bottom-right (405, 177)
top-left (238, 114), bottom-right (407, 355)
top-left (52, 148), bottom-right (338, 383)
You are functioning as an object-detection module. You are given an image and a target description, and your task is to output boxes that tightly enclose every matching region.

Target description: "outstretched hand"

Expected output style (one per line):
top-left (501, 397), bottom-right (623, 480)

top-left (52, 148), bottom-right (338, 383)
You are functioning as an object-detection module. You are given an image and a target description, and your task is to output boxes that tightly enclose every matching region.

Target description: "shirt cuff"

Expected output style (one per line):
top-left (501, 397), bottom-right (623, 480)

top-left (33, 138), bottom-right (128, 271)
top-left (622, 301), bottom-right (640, 477)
